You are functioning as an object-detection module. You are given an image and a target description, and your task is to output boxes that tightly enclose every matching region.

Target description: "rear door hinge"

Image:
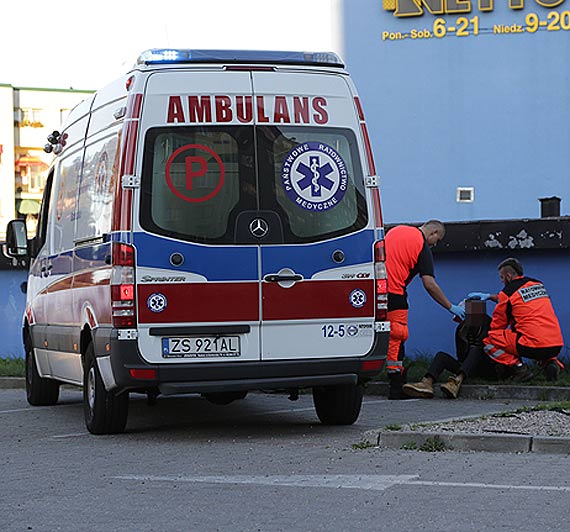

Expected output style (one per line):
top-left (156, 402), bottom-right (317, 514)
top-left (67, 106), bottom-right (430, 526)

top-left (122, 175), bottom-right (140, 189)
top-left (365, 175), bottom-right (379, 188)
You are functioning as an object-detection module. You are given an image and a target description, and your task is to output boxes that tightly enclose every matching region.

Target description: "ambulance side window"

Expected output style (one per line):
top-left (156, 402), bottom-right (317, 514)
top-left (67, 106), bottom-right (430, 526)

top-left (31, 171), bottom-right (53, 257)
top-left (51, 149), bottom-right (83, 254)
top-left (76, 134), bottom-right (119, 240)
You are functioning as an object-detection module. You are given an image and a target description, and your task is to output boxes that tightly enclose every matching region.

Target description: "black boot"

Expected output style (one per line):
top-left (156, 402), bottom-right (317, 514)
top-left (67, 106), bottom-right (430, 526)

top-left (388, 372), bottom-right (413, 400)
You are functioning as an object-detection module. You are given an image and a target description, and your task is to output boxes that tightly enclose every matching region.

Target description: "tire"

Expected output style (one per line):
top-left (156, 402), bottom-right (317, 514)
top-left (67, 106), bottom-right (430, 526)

top-left (312, 383), bottom-right (363, 425)
top-left (25, 337), bottom-right (60, 406)
top-left (203, 391), bottom-right (248, 405)
top-left (83, 343), bottom-right (129, 434)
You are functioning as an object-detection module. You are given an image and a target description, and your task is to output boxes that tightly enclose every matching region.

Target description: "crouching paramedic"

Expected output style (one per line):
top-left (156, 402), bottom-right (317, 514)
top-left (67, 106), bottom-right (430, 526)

top-left (472, 258), bottom-right (564, 382)
top-left (385, 220), bottom-right (465, 399)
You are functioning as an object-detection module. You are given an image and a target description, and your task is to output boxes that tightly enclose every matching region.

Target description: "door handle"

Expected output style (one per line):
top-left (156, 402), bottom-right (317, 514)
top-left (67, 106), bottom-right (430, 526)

top-left (264, 274), bottom-right (303, 283)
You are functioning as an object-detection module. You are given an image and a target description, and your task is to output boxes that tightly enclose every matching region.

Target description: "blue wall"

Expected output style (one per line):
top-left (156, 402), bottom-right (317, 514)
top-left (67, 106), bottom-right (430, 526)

top-left (341, 0), bottom-right (570, 224)
top-left (1, 252), bottom-right (567, 363)
top-left (405, 250), bottom-right (570, 362)
top-left (0, 269), bottom-right (27, 358)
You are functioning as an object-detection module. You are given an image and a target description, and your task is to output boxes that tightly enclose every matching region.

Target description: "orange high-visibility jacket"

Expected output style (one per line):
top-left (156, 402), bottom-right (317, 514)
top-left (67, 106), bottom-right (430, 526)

top-left (385, 225), bottom-right (434, 310)
top-left (490, 276), bottom-right (563, 349)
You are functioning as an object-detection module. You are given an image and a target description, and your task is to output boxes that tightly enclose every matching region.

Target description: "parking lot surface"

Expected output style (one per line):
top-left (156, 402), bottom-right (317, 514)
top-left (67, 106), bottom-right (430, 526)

top-left (1, 388), bottom-right (568, 531)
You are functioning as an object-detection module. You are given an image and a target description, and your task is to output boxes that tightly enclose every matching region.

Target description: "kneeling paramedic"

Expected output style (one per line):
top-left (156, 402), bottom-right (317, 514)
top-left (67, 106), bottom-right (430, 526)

top-left (468, 258), bottom-right (564, 386)
top-left (385, 220), bottom-right (465, 399)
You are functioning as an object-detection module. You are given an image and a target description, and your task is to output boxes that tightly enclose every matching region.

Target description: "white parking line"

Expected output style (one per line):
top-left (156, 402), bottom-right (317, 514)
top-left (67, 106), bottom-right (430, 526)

top-left (51, 432), bottom-right (90, 439)
top-left (112, 473), bottom-right (570, 493)
top-left (114, 474), bottom-right (418, 491)
top-left (0, 407), bottom-right (35, 414)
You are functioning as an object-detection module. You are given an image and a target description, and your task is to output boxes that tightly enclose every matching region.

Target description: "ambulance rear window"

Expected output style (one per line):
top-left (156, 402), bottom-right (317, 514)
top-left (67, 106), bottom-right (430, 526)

top-left (140, 125), bottom-right (367, 244)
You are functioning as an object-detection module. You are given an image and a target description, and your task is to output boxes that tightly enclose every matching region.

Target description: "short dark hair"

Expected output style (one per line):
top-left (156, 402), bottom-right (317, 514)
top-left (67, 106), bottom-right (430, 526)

top-left (422, 220), bottom-right (446, 238)
top-left (498, 257), bottom-right (523, 276)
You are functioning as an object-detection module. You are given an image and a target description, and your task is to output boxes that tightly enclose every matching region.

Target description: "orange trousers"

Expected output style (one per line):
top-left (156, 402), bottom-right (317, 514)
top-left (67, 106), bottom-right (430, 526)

top-left (483, 329), bottom-right (564, 369)
top-left (387, 309), bottom-right (408, 374)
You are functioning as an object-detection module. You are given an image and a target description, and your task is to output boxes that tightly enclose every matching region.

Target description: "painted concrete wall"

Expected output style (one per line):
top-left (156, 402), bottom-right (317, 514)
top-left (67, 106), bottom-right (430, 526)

top-left (0, 268), bottom-right (27, 358)
top-left (341, 0), bottom-right (570, 224)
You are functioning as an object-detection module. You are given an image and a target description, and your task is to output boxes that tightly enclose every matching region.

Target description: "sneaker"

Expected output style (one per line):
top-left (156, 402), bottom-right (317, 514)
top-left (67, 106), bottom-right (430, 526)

top-left (509, 363), bottom-right (533, 383)
top-left (440, 376), bottom-right (462, 399)
top-left (544, 362), bottom-right (560, 382)
top-left (403, 377), bottom-right (434, 399)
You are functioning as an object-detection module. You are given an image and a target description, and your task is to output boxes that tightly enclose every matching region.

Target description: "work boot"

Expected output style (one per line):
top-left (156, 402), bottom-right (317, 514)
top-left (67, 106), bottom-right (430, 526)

top-left (509, 363), bottom-right (533, 383)
top-left (544, 361), bottom-right (560, 382)
top-left (403, 377), bottom-right (434, 399)
top-left (388, 372), bottom-right (413, 400)
top-left (440, 375), bottom-right (462, 399)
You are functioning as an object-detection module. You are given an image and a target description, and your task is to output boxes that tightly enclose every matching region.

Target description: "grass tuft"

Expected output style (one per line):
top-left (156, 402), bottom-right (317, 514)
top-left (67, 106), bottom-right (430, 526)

top-left (0, 357), bottom-right (25, 377)
top-left (418, 436), bottom-right (447, 452)
top-left (352, 439), bottom-right (376, 450)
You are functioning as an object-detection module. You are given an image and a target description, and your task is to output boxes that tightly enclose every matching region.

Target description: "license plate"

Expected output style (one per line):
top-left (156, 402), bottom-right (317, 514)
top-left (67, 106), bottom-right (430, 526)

top-left (161, 336), bottom-right (241, 358)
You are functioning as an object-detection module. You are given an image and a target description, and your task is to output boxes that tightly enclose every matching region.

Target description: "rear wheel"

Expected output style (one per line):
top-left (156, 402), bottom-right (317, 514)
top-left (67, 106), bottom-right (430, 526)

top-left (25, 337), bottom-right (59, 406)
top-left (312, 383), bottom-right (363, 425)
top-left (83, 343), bottom-right (129, 434)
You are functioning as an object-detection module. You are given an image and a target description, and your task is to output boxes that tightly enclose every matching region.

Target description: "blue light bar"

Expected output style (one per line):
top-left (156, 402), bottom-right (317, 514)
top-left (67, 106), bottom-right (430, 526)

top-left (136, 49), bottom-right (344, 68)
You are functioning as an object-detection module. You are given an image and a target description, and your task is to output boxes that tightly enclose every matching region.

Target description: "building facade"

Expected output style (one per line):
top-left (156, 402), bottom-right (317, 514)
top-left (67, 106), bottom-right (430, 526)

top-left (340, 0), bottom-right (569, 224)
top-left (0, 85), bottom-right (93, 237)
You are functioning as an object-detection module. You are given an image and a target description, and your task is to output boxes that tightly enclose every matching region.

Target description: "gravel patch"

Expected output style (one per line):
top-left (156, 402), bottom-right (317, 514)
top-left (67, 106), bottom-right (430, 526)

top-left (404, 409), bottom-right (570, 437)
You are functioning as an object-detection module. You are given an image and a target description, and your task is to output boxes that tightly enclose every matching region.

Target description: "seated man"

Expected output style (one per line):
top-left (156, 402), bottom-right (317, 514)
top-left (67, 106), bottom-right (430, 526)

top-left (403, 309), bottom-right (500, 399)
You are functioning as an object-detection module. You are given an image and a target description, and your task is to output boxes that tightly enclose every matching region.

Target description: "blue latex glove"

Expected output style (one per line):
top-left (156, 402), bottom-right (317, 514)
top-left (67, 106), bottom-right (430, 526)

top-left (467, 292), bottom-right (491, 301)
top-left (449, 304), bottom-right (466, 321)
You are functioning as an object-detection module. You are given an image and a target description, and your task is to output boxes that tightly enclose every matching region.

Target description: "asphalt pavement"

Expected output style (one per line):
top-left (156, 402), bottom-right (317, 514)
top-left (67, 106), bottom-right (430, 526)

top-left (2, 376), bottom-right (569, 454)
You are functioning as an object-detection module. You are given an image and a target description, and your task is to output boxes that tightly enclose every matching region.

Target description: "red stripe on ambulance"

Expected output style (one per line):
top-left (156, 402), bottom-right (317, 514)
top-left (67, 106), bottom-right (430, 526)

top-left (137, 283), bottom-right (260, 323)
top-left (167, 95), bottom-right (328, 124)
top-left (262, 280), bottom-right (374, 321)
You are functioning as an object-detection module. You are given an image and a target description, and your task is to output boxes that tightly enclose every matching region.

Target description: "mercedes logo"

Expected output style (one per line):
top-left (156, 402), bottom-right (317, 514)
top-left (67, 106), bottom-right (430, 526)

top-left (249, 218), bottom-right (269, 238)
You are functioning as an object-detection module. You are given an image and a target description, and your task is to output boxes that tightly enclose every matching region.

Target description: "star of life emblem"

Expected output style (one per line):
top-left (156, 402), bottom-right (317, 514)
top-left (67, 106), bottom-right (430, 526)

top-left (147, 293), bottom-right (168, 313)
top-left (281, 141), bottom-right (348, 211)
top-left (349, 289), bottom-right (367, 309)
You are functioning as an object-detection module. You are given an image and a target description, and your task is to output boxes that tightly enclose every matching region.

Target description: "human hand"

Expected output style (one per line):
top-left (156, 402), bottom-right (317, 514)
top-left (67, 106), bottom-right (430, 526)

top-left (467, 292), bottom-right (491, 301)
top-left (449, 304), bottom-right (466, 321)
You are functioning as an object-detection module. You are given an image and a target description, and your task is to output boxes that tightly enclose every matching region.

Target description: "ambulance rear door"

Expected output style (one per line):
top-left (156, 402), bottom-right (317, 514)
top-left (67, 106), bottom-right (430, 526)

top-left (135, 70), bottom-right (262, 364)
top-left (252, 71), bottom-right (377, 360)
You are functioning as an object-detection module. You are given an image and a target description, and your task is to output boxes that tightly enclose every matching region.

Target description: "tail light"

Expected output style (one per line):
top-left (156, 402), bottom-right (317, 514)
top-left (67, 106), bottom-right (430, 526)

top-left (374, 240), bottom-right (388, 321)
top-left (111, 242), bottom-right (136, 328)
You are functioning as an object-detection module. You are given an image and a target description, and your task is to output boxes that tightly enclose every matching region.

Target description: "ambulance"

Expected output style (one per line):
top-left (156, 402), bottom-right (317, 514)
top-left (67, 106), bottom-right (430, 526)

top-left (4, 49), bottom-right (389, 434)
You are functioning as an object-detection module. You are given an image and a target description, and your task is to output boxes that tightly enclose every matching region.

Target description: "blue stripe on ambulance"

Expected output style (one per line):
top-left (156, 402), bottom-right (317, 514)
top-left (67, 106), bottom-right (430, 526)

top-left (133, 232), bottom-right (259, 281)
top-left (261, 229), bottom-right (375, 279)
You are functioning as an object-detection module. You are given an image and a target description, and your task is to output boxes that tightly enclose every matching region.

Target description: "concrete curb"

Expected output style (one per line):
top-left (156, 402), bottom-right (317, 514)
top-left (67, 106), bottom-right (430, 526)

top-left (0, 377), bottom-right (25, 389)
top-left (371, 430), bottom-right (570, 454)
top-left (365, 382), bottom-right (570, 401)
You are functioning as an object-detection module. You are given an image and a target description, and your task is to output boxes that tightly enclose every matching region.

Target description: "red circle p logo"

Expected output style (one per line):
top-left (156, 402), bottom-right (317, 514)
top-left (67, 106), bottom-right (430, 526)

top-left (165, 144), bottom-right (225, 203)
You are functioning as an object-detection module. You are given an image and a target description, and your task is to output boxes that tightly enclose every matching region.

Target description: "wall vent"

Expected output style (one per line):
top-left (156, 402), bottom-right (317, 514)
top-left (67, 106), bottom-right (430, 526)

top-left (456, 187), bottom-right (474, 203)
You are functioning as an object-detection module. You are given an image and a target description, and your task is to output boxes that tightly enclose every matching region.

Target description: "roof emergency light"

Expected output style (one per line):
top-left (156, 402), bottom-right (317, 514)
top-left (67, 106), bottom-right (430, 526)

top-left (135, 49), bottom-right (344, 68)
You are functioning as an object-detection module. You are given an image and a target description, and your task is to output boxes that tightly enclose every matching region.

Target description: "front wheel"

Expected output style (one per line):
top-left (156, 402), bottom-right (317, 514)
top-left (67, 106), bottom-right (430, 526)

top-left (25, 337), bottom-right (59, 406)
top-left (83, 344), bottom-right (129, 434)
top-left (312, 383), bottom-right (363, 425)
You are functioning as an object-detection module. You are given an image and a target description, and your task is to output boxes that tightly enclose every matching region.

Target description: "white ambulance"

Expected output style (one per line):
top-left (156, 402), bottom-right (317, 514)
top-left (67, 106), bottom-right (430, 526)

top-left (4, 49), bottom-right (389, 434)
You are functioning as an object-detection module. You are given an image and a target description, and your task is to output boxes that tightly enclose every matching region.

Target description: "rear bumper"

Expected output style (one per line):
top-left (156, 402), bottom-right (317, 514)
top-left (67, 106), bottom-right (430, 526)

top-left (94, 327), bottom-right (389, 394)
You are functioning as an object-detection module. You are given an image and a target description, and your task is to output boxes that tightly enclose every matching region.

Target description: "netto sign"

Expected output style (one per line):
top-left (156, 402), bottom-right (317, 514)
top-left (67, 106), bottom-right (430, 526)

top-left (382, 0), bottom-right (566, 17)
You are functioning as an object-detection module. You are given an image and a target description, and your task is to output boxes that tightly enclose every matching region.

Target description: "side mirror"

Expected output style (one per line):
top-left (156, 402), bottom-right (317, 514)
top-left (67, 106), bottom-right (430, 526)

top-left (3, 219), bottom-right (29, 258)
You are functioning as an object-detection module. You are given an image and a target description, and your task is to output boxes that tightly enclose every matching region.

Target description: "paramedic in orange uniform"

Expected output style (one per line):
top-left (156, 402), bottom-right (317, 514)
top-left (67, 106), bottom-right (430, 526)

top-left (470, 258), bottom-right (564, 382)
top-left (385, 220), bottom-right (465, 399)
